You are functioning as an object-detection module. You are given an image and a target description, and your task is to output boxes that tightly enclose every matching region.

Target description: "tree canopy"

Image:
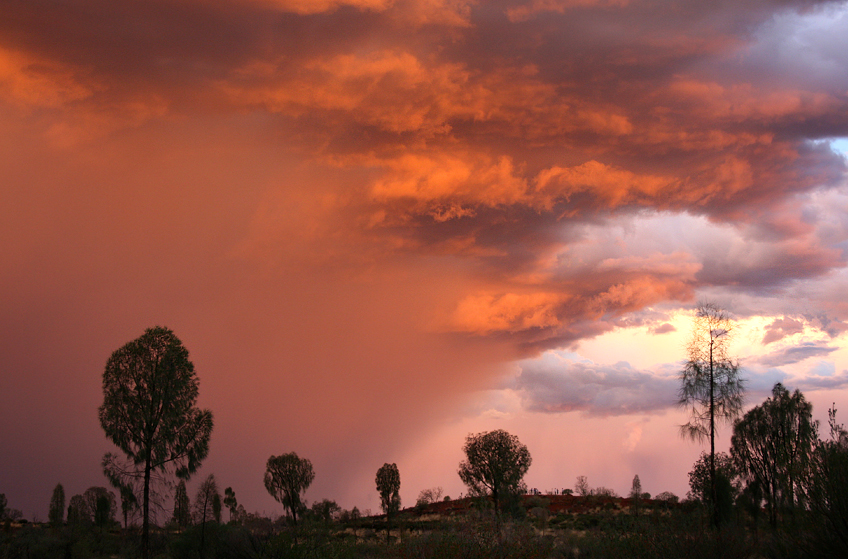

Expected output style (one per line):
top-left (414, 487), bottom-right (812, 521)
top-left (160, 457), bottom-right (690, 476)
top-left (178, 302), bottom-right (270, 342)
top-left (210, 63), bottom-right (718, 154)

top-left (375, 463), bottom-right (401, 519)
top-left (264, 452), bottom-right (315, 526)
top-left (458, 429), bottom-right (531, 516)
top-left (731, 382), bottom-right (817, 527)
top-left (99, 326), bottom-right (213, 558)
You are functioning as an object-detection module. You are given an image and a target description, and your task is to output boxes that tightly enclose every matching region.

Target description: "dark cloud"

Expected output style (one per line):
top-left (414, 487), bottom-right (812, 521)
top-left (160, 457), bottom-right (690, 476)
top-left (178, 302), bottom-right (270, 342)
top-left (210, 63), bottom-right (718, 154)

top-left (513, 354), bottom-right (679, 416)
top-left (2, 0), bottom-right (848, 519)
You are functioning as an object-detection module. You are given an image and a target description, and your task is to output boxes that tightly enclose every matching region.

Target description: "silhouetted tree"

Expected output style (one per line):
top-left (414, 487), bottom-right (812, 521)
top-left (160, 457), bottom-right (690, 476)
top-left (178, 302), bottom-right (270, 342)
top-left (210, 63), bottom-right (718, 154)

top-left (655, 491), bottom-right (679, 505)
top-left (458, 429), bottom-right (531, 521)
top-left (687, 451), bottom-right (739, 504)
top-left (67, 494), bottom-right (87, 526)
top-left (416, 487), bottom-right (443, 507)
top-left (264, 452), bottom-right (314, 527)
top-left (172, 480), bottom-right (191, 528)
top-left (48, 483), bottom-right (65, 527)
top-left (802, 405), bottom-right (848, 554)
top-left (0, 493), bottom-right (6, 520)
top-left (678, 302), bottom-right (745, 527)
top-left (194, 474), bottom-right (220, 559)
top-left (83, 487), bottom-right (117, 529)
top-left (310, 499), bottom-right (341, 523)
top-left (223, 487), bottom-right (238, 522)
top-left (575, 476), bottom-right (590, 497)
top-left (99, 326), bottom-right (213, 559)
top-left (376, 463), bottom-right (401, 543)
top-left (376, 463), bottom-right (401, 519)
top-left (118, 484), bottom-right (139, 528)
top-left (732, 383), bottom-right (817, 527)
top-left (630, 475), bottom-right (642, 514)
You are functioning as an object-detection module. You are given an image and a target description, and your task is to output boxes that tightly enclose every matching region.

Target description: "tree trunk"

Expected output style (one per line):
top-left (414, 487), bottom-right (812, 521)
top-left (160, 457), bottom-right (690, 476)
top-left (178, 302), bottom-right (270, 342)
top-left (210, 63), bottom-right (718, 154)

top-left (143, 457), bottom-right (151, 559)
top-left (710, 338), bottom-right (718, 528)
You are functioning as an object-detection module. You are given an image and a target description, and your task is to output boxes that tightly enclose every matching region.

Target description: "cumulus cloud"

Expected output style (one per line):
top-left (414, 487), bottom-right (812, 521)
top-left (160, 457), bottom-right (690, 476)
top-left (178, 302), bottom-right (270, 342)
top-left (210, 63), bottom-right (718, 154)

top-left (512, 351), bottom-right (679, 416)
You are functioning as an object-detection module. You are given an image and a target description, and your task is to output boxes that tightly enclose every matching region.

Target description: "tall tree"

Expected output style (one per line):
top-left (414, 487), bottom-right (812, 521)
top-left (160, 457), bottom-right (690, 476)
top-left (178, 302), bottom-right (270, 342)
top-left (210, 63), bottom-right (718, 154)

top-left (194, 474), bottom-right (220, 559)
top-left (376, 463), bottom-right (401, 543)
top-left (223, 487), bottom-right (238, 522)
top-left (172, 480), bottom-right (191, 528)
top-left (0, 493), bottom-right (6, 521)
top-left (458, 429), bottom-right (531, 520)
top-left (48, 483), bottom-right (65, 527)
top-left (731, 383), bottom-right (817, 527)
top-left (375, 463), bottom-right (401, 519)
top-left (678, 302), bottom-right (745, 527)
top-left (264, 452), bottom-right (314, 527)
top-left (99, 326), bottom-right (214, 559)
top-left (630, 475), bottom-right (642, 514)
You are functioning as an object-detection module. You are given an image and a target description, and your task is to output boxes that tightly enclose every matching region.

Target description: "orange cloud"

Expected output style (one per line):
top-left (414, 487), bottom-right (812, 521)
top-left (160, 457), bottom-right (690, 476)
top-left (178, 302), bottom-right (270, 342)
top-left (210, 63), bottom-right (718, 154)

top-left (449, 291), bottom-right (567, 334)
top-left (0, 47), bottom-right (93, 108)
top-left (507, 0), bottom-right (630, 22)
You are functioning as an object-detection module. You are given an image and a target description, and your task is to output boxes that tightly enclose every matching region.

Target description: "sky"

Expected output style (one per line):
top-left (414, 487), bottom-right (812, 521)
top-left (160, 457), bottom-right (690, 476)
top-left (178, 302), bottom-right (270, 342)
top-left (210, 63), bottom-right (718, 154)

top-left (2, 0), bottom-right (848, 521)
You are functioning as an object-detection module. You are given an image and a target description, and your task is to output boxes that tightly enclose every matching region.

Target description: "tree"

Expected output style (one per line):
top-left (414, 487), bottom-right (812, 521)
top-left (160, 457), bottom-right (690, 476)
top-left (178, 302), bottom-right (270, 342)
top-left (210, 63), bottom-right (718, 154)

top-left (687, 451), bottom-right (739, 503)
top-left (0, 493), bottom-right (6, 521)
top-left (194, 474), bottom-right (221, 525)
top-left (376, 463), bottom-right (401, 543)
top-left (172, 480), bottom-right (191, 528)
top-left (118, 484), bottom-right (139, 529)
top-left (655, 491), bottom-right (679, 505)
top-left (416, 487), bottom-right (443, 508)
top-left (575, 476), bottom-right (590, 497)
top-left (310, 499), bottom-right (341, 523)
top-left (99, 326), bottom-right (214, 559)
top-left (630, 475), bottom-right (642, 513)
top-left (194, 474), bottom-right (220, 559)
top-left (49, 483), bottom-right (65, 527)
top-left (376, 463), bottom-right (401, 519)
top-left (223, 487), bottom-right (238, 522)
top-left (678, 302), bottom-right (745, 527)
top-left (83, 487), bottom-right (117, 529)
top-left (67, 494), bottom-right (87, 526)
top-left (802, 405), bottom-right (848, 554)
top-left (731, 383), bottom-right (817, 527)
top-left (264, 452), bottom-right (314, 527)
top-left (64, 488), bottom-right (116, 527)
top-left (458, 429), bottom-right (531, 519)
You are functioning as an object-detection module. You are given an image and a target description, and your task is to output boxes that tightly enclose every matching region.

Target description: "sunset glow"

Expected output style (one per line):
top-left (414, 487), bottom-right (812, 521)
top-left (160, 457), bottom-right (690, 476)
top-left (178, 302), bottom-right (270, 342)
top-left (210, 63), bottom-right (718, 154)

top-left (2, 0), bottom-right (848, 520)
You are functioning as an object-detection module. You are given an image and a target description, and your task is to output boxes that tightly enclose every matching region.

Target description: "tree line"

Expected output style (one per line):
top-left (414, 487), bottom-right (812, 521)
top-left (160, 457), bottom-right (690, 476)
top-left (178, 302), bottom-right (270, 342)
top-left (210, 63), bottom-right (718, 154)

top-left (3, 316), bottom-right (847, 558)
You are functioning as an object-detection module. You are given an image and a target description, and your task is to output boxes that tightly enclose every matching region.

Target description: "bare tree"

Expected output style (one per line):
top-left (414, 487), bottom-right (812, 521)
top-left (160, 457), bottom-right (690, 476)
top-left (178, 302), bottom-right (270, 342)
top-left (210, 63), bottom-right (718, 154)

top-left (678, 302), bottom-right (744, 527)
top-left (194, 474), bottom-right (221, 559)
top-left (575, 476), bottom-right (590, 497)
